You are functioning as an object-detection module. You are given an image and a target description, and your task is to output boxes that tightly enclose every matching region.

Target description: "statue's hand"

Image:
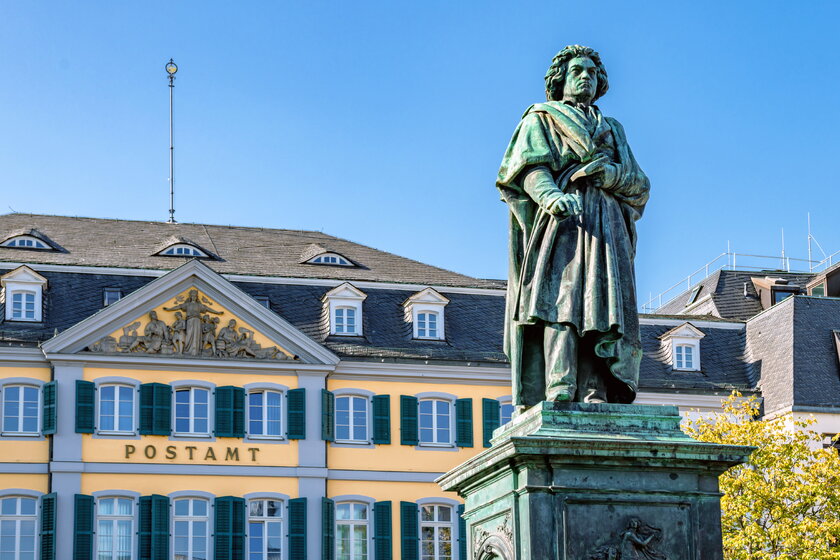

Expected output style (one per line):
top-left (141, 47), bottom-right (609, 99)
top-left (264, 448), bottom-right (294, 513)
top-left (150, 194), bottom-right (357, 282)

top-left (546, 193), bottom-right (582, 218)
top-left (571, 157), bottom-right (621, 191)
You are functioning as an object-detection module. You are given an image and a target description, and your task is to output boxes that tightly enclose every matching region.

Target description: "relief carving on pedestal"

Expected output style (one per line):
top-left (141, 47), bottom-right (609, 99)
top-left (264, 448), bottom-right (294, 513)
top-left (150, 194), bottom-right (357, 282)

top-left (474, 512), bottom-right (514, 560)
top-left (87, 289), bottom-right (295, 360)
top-left (588, 518), bottom-right (667, 560)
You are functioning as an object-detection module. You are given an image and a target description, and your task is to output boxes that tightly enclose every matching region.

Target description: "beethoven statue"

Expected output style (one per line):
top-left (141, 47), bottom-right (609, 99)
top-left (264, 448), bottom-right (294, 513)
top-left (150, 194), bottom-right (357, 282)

top-left (497, 45), bottom-right (650, 407)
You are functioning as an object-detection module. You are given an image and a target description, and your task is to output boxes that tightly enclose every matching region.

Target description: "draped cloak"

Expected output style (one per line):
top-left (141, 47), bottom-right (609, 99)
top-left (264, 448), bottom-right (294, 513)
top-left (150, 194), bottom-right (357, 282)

top-left (497, 101), bottom-right (650, 405)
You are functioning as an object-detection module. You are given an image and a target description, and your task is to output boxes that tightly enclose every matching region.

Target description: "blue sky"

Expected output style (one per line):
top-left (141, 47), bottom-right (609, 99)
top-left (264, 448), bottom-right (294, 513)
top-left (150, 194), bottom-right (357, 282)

top-left (1, 1), bottom-right (838, 306)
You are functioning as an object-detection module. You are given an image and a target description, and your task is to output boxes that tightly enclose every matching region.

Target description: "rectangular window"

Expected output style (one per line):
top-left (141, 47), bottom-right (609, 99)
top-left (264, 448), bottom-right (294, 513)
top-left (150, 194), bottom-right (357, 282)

top-left (0, 497), bottom-right (37, 560)
top-left (675, 345), bottom-right (694, 370)
top-left (418, 400), bottom-right (451, 445)
top-left (103, 289), bottom-right (122, 307)
top-left (174, 388), bottom-right (210, 436)
top-left (2, 385), bottom-right (39, 434)
top-left (420, 505), bottom-right (452, 560)
top-left (174, 499), bottom-right (209, 560)
top-left (500, 403), bottom-right (514, 426)
top-left (10, 292), bottom-right (36, 321)
top-left (248, 391), bottom-right (282, 438)
top-left (96, 497), bottom-right (134, 560)
top-left (255, 296), bottom-right (271, 309)
top-left (772, 289), bottom-right (797, 304)
top-left (336, 502), bottom-right (368, 560)
top-left (336, 396), bottom-right (368, 442)
top-left (417, 313), bottom-right (438, 339)
top-left (99, 385), bottom-right (135, 433)
top-left (334, 308), bottom-right (357, 335)
top-left (811, 283), bottom-right (826, 297)
top-left (248, 499), bottom-right (283, 560)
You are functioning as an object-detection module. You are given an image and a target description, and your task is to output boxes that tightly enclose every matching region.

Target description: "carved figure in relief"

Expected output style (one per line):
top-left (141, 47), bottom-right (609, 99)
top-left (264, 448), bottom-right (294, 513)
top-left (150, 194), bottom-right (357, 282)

top-left (588, 518), bottom-right (666, 560)
top-left (118, 321), bottom-right (141, 351)
top-left (129, 311), bottom-right (169, 353)
top-left (170, 312), bottom-right (186, 354)
top-left (201, 314), bottom-right (219, 356)
top-left (216, 319), bottom-right (239, 357)
top-left (164, 289), bottom-right (223, 356)
top-left (235, 327), bottom-right (258, 358)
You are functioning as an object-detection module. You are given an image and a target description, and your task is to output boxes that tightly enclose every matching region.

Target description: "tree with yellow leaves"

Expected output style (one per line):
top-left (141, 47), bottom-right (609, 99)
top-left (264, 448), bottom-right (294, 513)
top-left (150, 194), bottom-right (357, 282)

top-left (684, 394), bottom-right (840, 560)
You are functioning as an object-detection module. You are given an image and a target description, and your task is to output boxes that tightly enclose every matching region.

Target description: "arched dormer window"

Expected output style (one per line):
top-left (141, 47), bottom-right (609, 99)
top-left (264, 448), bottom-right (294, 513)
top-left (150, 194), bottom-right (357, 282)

top-left (161, 244), bottom-right (207, 258)
top-left (308, 252), bottom-right (352, 266)
top-left (1, 235), bottom-right (49, 249)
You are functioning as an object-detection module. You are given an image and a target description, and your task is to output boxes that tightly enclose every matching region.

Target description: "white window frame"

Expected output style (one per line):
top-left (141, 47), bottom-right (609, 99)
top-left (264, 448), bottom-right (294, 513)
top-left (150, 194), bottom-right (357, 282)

top-left (103, 288), bottom-right (122, 306)
top-left (334, 306), bottom-right (359, 336)
top-left (171, 496), bottom-right (212, 560)
top-left (172, 384), bottom-right (214, 438)
top-left (307, 253), bottom-right (352, 266)
top-left (497, 396), bottom-right (514, 426)
top-left (416, 311), bottom-right (440, 339)
top-left (404, 288), bottom-right (449, 341)
top-left (2, 266), bottom-right (47, 323)
top-left (660, 323), bottom-right (704, 373)
top-left (161, 244), bottom-right (207, 257)
top-left (419, 502), bottom-right (455, 560)
top-left (244, 493), bottom-right (288, 560)
top-left (0, 235), bottom-right (48, 249)
top-left (9, 291), bottom-right (37, 322)
top-left (334, 394), bottom-right (370, 444)
top-left (97, 383), bottom-right (137, 435)
top-left (335, 501), bottom-right (370, 560)
top-left (323, 283), bottom-right (366, 337)
top-left (246, 387), bottom-right (285, 441)
top-left (1, 383), bottom-right (41, 436)
top-left (94, 495), bottom-right (136, 560)
top-left (418, 396), bottom-right (454, 447)
top-left (0, 494), bottom-right (39, 560)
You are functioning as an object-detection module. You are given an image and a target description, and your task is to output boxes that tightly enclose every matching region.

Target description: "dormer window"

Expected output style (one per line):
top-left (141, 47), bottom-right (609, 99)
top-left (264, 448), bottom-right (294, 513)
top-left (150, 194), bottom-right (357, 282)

top-left (308, 253), bottom-right (352, 266)
top-left (2, 266), bottom-right (47, 322)
top-left (323, 283), bottom-right (366, 336)
top-left (404, 288), bottom-right (449, 341)
top-left (659, 322), bottom-right (704, 372)
top-left (161, 244), bottom-right (207, 257)
top-left (0, 235), bottom-right (48, 250)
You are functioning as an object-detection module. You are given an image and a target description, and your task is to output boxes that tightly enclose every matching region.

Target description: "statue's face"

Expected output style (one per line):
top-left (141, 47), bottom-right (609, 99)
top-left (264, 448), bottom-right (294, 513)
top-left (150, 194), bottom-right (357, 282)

top-left (149, 311), bottom-right (157, 321)
top-left (562, 56), bottom-right (598, 104)
top-left (188, 290), bottom-right (198, 300)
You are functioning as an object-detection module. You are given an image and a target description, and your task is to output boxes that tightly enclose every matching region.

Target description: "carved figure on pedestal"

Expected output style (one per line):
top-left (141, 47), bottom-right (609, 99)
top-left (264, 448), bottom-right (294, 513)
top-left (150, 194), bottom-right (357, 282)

top-left (588, 519), bottom-right (667, 560)
top-left (497, 45), bottom-right (649, 407)
top-left (164, 289), bottom-right (223, 356)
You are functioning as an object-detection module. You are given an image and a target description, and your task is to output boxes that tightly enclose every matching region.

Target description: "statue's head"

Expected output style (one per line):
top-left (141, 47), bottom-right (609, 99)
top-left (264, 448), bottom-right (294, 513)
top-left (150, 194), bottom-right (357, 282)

top-left (628, 518), bottom-right (640, 529)
top-left (228, 319), bottom-right (236, 328)
top-left (545, 45), bottom-right (609, 105)
top-left (175, 312), bottom-right (183, 319)
top-left (149, 311), bottom-right (158, 321)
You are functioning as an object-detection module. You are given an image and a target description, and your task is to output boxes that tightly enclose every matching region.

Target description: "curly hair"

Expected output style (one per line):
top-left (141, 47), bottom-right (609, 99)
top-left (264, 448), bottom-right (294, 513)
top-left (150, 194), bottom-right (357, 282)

top-left (544, 45), bottom-right (609, 103)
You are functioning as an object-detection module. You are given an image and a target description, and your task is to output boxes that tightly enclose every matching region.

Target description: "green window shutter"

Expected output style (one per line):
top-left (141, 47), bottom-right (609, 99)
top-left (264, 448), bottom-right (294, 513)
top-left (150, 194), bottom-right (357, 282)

top-left (373, 501), bottom-right (392, 560)
top-left (75, 380), bottom-right (95, 433)
top-left (215, 386), bottom-right (245, 438)
top-left (455, 398), bottom-right (473, 448)
top-left (481, 398), bottom-right (501, 448)
top-left (214, 496), bottom-right (246, 560)
top-left (139, 494), bottom-right (169, 560)
top-left (399, 396), bottom-right (418, 446)
top-left (287, 388), bottom-right (306, 440)
top-left (73, 494), bottom-right (94, 560)
top-left (39, 493), bottom-right (56, 560)
top-left (372, 395), bottom-right (391, 445)
top-left (140, 383), bottom-right (172, 436)
top-left (457, 504), bottom-right (466, 560)
top-left (399, 501), bottom-right (419, 560)
top-left (288, 497), bottom-right (307, 560)
top-left (42, 381), bottom-right (56, 435)
top-left (321, 497), bottom-right (335, 560)
top-left (321, 390), bottom-right (335, 442)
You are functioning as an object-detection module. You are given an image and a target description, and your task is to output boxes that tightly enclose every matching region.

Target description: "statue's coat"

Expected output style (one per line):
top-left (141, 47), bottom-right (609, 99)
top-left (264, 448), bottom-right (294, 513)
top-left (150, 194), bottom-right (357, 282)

top-left (497, 101), bottom-right (650, 405)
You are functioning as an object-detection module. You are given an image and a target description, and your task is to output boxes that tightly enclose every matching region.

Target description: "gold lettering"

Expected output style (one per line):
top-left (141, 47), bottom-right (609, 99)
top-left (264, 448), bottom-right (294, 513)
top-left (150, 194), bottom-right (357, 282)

top-left (125, 444), bottom-right (136, 459)
top-left (248, 447), bottom-right (259, 462)
top-left (186, 446), bottom-right (197, 460)
top-left (144, 445), bottom-right (156, 459)
top-left (204, 447), bottom-right (217, 461)
top-left (225, 447), bottom-right (240, 461)
top-left (165, 445), bottom-right (177, 459)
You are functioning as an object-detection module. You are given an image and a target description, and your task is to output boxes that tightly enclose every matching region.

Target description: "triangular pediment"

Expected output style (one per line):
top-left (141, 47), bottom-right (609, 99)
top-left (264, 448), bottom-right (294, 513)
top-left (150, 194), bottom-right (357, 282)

top-left (659, 322), bottom-right (705, 341)
top-left (42, 260), bottom-right (338, 365)
top-left (323, 282), bottom-right (366, 301)
top-left (1, 265), bottom-right (48, 287)
top-left (403, 287), bottom-right (450, 306)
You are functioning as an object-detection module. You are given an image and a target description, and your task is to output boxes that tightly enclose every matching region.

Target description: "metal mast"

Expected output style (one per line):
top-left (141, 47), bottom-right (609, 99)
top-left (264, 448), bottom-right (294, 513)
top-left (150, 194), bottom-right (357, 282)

top-left (165, 59), bottom-right (178, 223)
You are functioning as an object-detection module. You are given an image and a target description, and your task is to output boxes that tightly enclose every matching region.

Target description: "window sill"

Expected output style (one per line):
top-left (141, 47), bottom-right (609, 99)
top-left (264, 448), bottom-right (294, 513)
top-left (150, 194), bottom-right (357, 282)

top-left (330, 333), bottom-right (363, 337)
top-left (3, 319), bottom-right (41, 323)
top-left (94, 431), bottom-right (139, 440)
top-left (413, 337), bottom-right (446, 341)
top-left (246, 435), bottom-right (285, 441)
top-left (170, 433), bottom-right (214, 442)
top-left (1, 431), bottom-right (41, 437)
top-left (331, 440), bottom-right (375, 449)
top-left (414, 443), bottom-right (459, 452)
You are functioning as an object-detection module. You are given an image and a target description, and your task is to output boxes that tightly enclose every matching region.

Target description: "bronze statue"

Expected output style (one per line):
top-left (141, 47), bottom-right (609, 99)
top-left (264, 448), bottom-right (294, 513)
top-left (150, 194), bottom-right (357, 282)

top-left (164, 289), bottom-right (223, 356)
top-left (497, 45), bottom-right (650, 407)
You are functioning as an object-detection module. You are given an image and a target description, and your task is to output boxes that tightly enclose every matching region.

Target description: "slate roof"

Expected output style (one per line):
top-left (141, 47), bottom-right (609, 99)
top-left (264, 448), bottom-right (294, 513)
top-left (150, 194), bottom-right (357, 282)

top-left (0, 214), bottom-right (499, 289)
top-left (656, 269), bottom-right (815, 321)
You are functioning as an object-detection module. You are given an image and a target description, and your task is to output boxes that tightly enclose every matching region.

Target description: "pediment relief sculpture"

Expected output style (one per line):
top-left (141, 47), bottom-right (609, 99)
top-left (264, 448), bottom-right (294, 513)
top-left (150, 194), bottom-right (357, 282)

top-left (87, 289), bottom-right (296, 361)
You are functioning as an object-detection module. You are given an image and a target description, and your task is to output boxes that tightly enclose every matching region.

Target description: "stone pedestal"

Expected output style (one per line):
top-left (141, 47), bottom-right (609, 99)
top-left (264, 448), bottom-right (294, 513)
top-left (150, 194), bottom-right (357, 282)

top-left (437, 402), bottom-right (752, 560)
